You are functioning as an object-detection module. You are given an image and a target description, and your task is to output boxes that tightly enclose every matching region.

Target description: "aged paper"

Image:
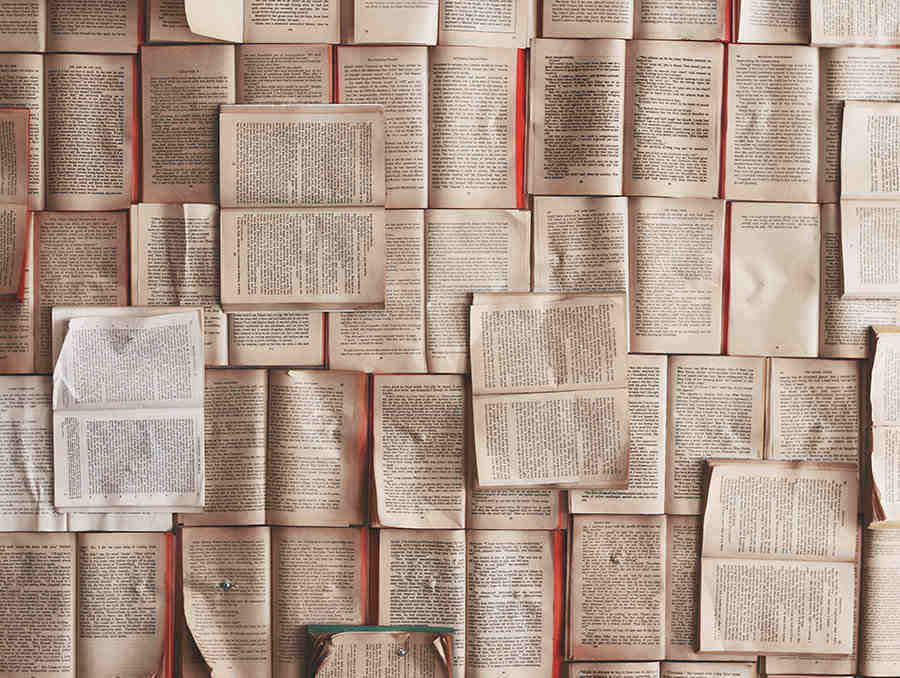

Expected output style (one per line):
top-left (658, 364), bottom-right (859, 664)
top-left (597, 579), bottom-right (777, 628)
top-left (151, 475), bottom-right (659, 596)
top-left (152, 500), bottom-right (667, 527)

top-left (237, 44), bottom-right (332, 105)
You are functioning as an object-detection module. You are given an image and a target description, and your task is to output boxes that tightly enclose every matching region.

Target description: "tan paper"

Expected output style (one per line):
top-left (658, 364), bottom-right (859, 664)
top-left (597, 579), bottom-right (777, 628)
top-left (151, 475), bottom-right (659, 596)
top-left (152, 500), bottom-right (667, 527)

top-left (227, 311), bottom-right (325, 366)
top-left (0, 226), bottom-right (34, 373)
top-left (734, 0), bottom-right (809, 43)
top-left (46, 0), bottom-right (140, 53)
top-left (237, 44), bottom-right (332, 105)
top-left (542, 0), bottom-right (633, 38)
top-left (859, 528), bottom-right (900, 676)
top-left (811, 0), bottom-right (900, 46)
top-left (0, 53), bottom-right (44, 211)
top-left (634, 0), bottom-right (727, 40)
top-left (343, 0), bottom-right (438, 44)
top-left (438, 0), bottom-right (535, 47)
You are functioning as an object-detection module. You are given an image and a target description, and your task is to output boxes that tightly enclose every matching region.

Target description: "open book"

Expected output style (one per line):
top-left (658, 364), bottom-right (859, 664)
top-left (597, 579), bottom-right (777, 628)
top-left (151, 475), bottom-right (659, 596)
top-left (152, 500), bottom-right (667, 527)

top-left (0, 108), bottom-right (28, 300)
top-left (0, 0), bottom-right (140, 52)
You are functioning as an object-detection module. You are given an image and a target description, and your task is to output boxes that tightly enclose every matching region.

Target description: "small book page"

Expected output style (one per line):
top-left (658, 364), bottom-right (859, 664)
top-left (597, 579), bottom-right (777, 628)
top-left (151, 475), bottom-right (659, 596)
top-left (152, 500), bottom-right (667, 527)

top-left (147, 0), bottom-right (220, 42)
top-left (308, 627), bottom-right (452, 678)
top-left (0, 0), bottom-right (45, 50)
top-left (811, 0), bottom-right (900, 46)
top-left (184, 0), bottom-right (243, 41)
top-left (840, 101), bottom-right (900, 200)
top-left (345, 0), bottom-right (438, 44)
top-left (0, 53), bottom-right (44, 211)
top-left (438, 0), bottom-right (535, 47)
top-left (634, 0), bottom-right (727, 40)
top-left (568, 663), bottom-right (659, 678)
top-left (0, 228), bottom-right (34, 373)
top-left (467, 483), bottom-right (563, 529)
top-left (661, 662), bottom-right (757, 678)
top-left (236, 44), bottom-right (332, 105)
top-left (46, 0), bottom-right (140, 53)
top-left (840, 200), bottom-right (900, 298)
top-left (245, 0), bottom-right (340, 43)
top-left (859, 528), bottom-right (900, 676)
top-left (541, 0), bottom-right (633, 38)
top-left (735, 0), bottom-right (810, 43)
top-left (228, 311), bottom-right (325, 367)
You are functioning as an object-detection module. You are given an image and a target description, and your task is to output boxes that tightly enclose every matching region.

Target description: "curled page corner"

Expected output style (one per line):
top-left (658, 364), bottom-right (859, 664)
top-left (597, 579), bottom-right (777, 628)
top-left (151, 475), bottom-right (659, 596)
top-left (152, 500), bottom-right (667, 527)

top-left (184, 0), bottom-right (244, 43)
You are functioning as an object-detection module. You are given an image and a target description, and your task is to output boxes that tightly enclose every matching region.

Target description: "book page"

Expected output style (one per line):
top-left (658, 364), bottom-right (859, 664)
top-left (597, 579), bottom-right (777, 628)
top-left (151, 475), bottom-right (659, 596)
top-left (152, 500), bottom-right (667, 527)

top-left (541, 0), bottom-right (632, 38)
top-left (0, 205), bottom-right (27, 299)
top-left (237, 44), bottom-right (332, 105)
top-left (141, 45), bottom-right (236, 204)
top-left (661, 662), bottom-right (757, 678)
top-left (841, 101), bottom-right (900, 199)
top-left (67, 511), bottom-right (174, 532)
top-left (244, 0), bottom-right (340, 43)
top-left (869, 426), bottom-right (900, 524)
top-left (0, 0), bottom-right (44, 50)
top-left (429, 47), bottom-right (522, 209)
top-left (570, 354), bottom-right (667, 515)
top-left (634, 0), bottom-right (726, 40)
top-left (220, 207), bottom-right (386, 311)
top-left (728, 202), bottom-right (820, 357)
top-left (182, 526), bottom-right (272, 678)
top-left (0, 107), bottom-right (28, 206)
top-left (46, 0), bottom-right (139, 53)
top-left (568, 663), bottom-right (659, 678)
top-left (219, 104), bottom-right (386, 209)
top-left (378, 529), bottom-right (466, 678)
top-left (840, 200), bottom-right (900, 298)
top-left (0, 227), bottom-right (34, 373)
top-left (438, 0), bottom-right (534, 47)
top-left (0, 375), bottom-right (66, 531)
top-left (337, 46), bottom-right (427, 209)
top-left (466, 530), bottom-right (556, 678)
top-left (628, 197), bottom-right (725, 354)
top-left (424, 209), bottom-right (530, 373)
top-left (766, 358), bottom-right (861, 465)
top-left (373, 374), bottom-right (466, 528)
top-left (0, 532), bottom-right (75, 678)
top-left (271, 527), bottom-right (365, 678)
top-left (0, 53), bottom-right (44, 211)
top-left (818, 48), bottom-right (900, 204)
top-left (811, 0), bottom-right (900, 46)
top-left (147, 0), bottom-right (219, 41)
top-left (859, 528), bottom-right (900, 676)
top-left (528, 39), bottom-right (625, 197)
top-left (724, 45), bottom-right (819, 202)
top-left (33, 211), bottom-right (128, 373)
top-left (533, 196), bottom-right (628, 294)
top-left (871, 330), bottom-right (900, 426)
top-left (347, 0), bottom-right (437, 44)
top-left (182, 369), bottom-right (267, 527)
top-left (76, 532), bottom-right (169, 678)
top-left (310, 628), bottom-right (451, 678)
top-left (329, 209), bottom-right (427, 373)
top-left (184, 0), bottom-right (243, 41)
top-left (623, 40), bottom-right (723, 199)
top-left (130, 203), bottom-right (228, 366)
top-left (569, 515), bottom-right (666, 660)
top-left (735, 0), bottom-right (809, 43)
top-left (266, 370), bottom-right (367, 526)
top-left (467, 484), bottom-right (562, 529)
top-left (228, 311), bottom-right (325, 366)
top-left (44, 53), bottom-right (134, 211)
top-left (666, 355), bottom-right (766, 515)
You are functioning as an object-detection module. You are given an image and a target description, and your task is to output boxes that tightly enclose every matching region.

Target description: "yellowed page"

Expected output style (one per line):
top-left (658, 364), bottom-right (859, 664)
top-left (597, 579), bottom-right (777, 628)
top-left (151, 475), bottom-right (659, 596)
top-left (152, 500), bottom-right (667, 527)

top-left (840, 200), bottom-right (900, 298)
top-left (373, 374), bottom-right (466, 528)
top-left (429, 47), bottom-right (520, 208)
top-left (378, 529), bottom-right (466, 678)
top-left (869, 426), bottom-right (900, 524)
top-left (570, 354), bottom-right (667, 515)
top-left (528, 39), bottom-right (625, 197)
top-left (0, 108), bottom-right (28, 206)
top-left (0, 53), bottom-right (44, 211)
top-left (244, 0), bottom-right (340, 43)
top-left (347, 0), bottom-right (437, 44)
top-left (0, 532), bottom-right (75, 678)
top-left (623, 40), bottom-right (723, 199)
top-left (568, 662), bottom-right (659, 678)
top-left (735, 0), bottom-right (809, 43)
top-left (271, 527), bottom-right (365, 678)
top-left (634, 0), bottom-right (725, 39)
top-left (466, 530), bottom-right (555, 678)
top-left (0, 226), bottom-right (34, 373)
top-left (841, 101), bottom-right (900, 200)
top-left (130, 203), bottom-right (227, 367)
top-left (182, 369), bottom-right (267, 527)
top-left (569, 515), bottom-right (666, 661)
top-left (541, 0), bottom-right (632, 38)
top-left (337, 47), bottom-right (428, 208)
top-left (467, 484), bottom-right (562, 529)
top-left (266, 370), bottom-right (367, 527)
top-left (424, 209), bottom-right (530, 373)
top-left (628, 197), bottom-right (725, 354)
top-left (76, 532), bottom-right (168, 678)
top-left (46, 0), bottom-right (139, 52)
top-left (147, 0), bottom-right (219, 41)
top-left (44, 54), bottom-right (134, 211)
top-left (219, 104), bottom-right (386, 209)
top-left (661, 661), bottom-right (756, 678)
top-left (184, 0), bottom-right (243, 41)
top-left (0, 205), bottom-right (27, 299)
top-left (228, 311), bottom-right (325, 366)
top-left (182, 526), bottom-right (272, 678)
top-left (312, 629), bottom-right (450, 678)
top-left (724, 44), bottom-right (819, 202)
top-left (329, 209), bottom-right (427, 373)
top-left (33, 211), bottom-right (128, 373)
top-left (220, 207), bottom-right (386, 311)
top-left (438, 0), bottom-right (534, 47)
top-left (67, 511), bottom-right (173, 532)
top-left (665, 355), bottom-right (766, 515)
top-left (141, 45), bottom-right (236, 204)
top-left (811, 0), bottom-right (900, 46)
top-left (237, 44), bottom-right (332, 105)
top-left (859, 528), bottom-right (900, 676)
top-left (728, 202), bottom-right (820, 357)
top-left (0, 0), bottom-right (45, 50)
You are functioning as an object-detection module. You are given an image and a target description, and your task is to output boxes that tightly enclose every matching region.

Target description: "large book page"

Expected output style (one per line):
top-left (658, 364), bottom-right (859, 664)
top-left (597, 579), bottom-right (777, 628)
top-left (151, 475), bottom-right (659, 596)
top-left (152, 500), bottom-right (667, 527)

top-left (541, 0), bottom-right (633, 38)
top-left (859, 528), bottom-right (900, 676)
top-left (46, 0), bottom-right (140, 53)
top-left (236, 44), bottom-right (332, 105)
top-left (811, 0), bottom-right (900, 46)
top-left (228, 311), bottom-right (325, 366)
top-left (634, 0), bottom-right (727, 40)
top-left (735, 0), bottom-right (810, 43)
top-left (0, 0), bottom-right (45, 50)
top-left (438, 0), bottom-right (535, 47)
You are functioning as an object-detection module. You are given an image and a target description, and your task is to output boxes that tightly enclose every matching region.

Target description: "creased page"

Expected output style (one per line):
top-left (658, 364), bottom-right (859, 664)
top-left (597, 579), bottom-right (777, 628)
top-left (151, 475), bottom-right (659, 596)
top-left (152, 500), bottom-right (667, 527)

top-left (841, 200), bottom-right (900, 298)
top-left (141, 45), bottom-right (236, 204)
top-left (244, 0), bottom-right (340, 43)
top-left (466, 530), bottom-right (555, 678)
top-left (271, 527), bottom-right (365, 678)
top-left (628, 197), bottom-right (725, 354)
top-left (0, 376), bottom-right (66, 531)
top-left (237, 44), bottom-right (332, 105)
top-left (219, 104), bottom-right (385, 209)
top-left (46, 0), bottom-right (140, 53)
top-left (76, 532), bottom-right (169, 678)
top-left (811, 0), bottom-right (900, 46)
top-left (52, 310), bottom-right (205, 511)
top-left (661, 662), bottom-right (757, 678)
top-left (0, 228), bottom-right (34, 373)
top-left (182, 526), bottom-right (272, 678)
top-left (528, 39), bottom-right (625, 197)
top-left (869, 330), bottom-right (900, 519)
top-left (44, 53), bottom-right (134, 211)
top-left (840, 101), bottom-right (900, 200)
top-left (373, 374), bottom-right (466, 528)
top-left (337, 46), bottom-right (428, 208)
top-left (724, 45), bottom-right (819, 202)
top-left (623, 40), bottom-right (723, 199)
top-left (0, 205), bottom-right (27, 299)
top-left (570, 354), bottom-right (666, 515)
top-left (0, 532), bottom-right (75, 678)
top-left (33, 211), bottom-right (128, 374)
top-left (424, 209), bottom-right (530, 373)
top-left (859, 528), bottom-right (900, 676)
top-left (329, 209), bottom-right (427, 373)
top-left (184, 0), bottom-right (243, 41)
top-left (228, 311), bottom-right (325, 366)
top-left (310, 628), bottom-right (451, 678)
top-left (438, 0), bottom-right (534, 47)
top-left (220, 207), bottom-right (386, 312)
top-left (541, 0), bottom-right (632, 38)
top-left (634, 0), bottom-right (727, 40)
top-left (266, 370), bottom-right (367, 527)
top-left (665, 355), bottom-right (766, 515)
top-left (378, 529), bottom-right (466, 678)
top-left (0, 0), bottom-right (45, 50)
top-left (131, 203), bottom-right (227, 366)
top-left (533, 196), bottom-right (628, 294)
top-left (347, 0), bottom-right (438, 44)
top-left (147, 0), bottom-right (220, 42)
top-left (727, 202), bottom-right (820, 357)
top-left (735, 0), bottom-right (809, 43)
top-left (0, 53), bottom-right (43, 211)
top-left (766, 358), bottom-right (861, 465)
top-left (568, 662), bottom-right (659, 678)
top-left (569, 515), bottom-right (666, 661)
top-left (429, 47), bottom-right (522, 209)
top-left (182, 369), bottom-right (267, 527)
